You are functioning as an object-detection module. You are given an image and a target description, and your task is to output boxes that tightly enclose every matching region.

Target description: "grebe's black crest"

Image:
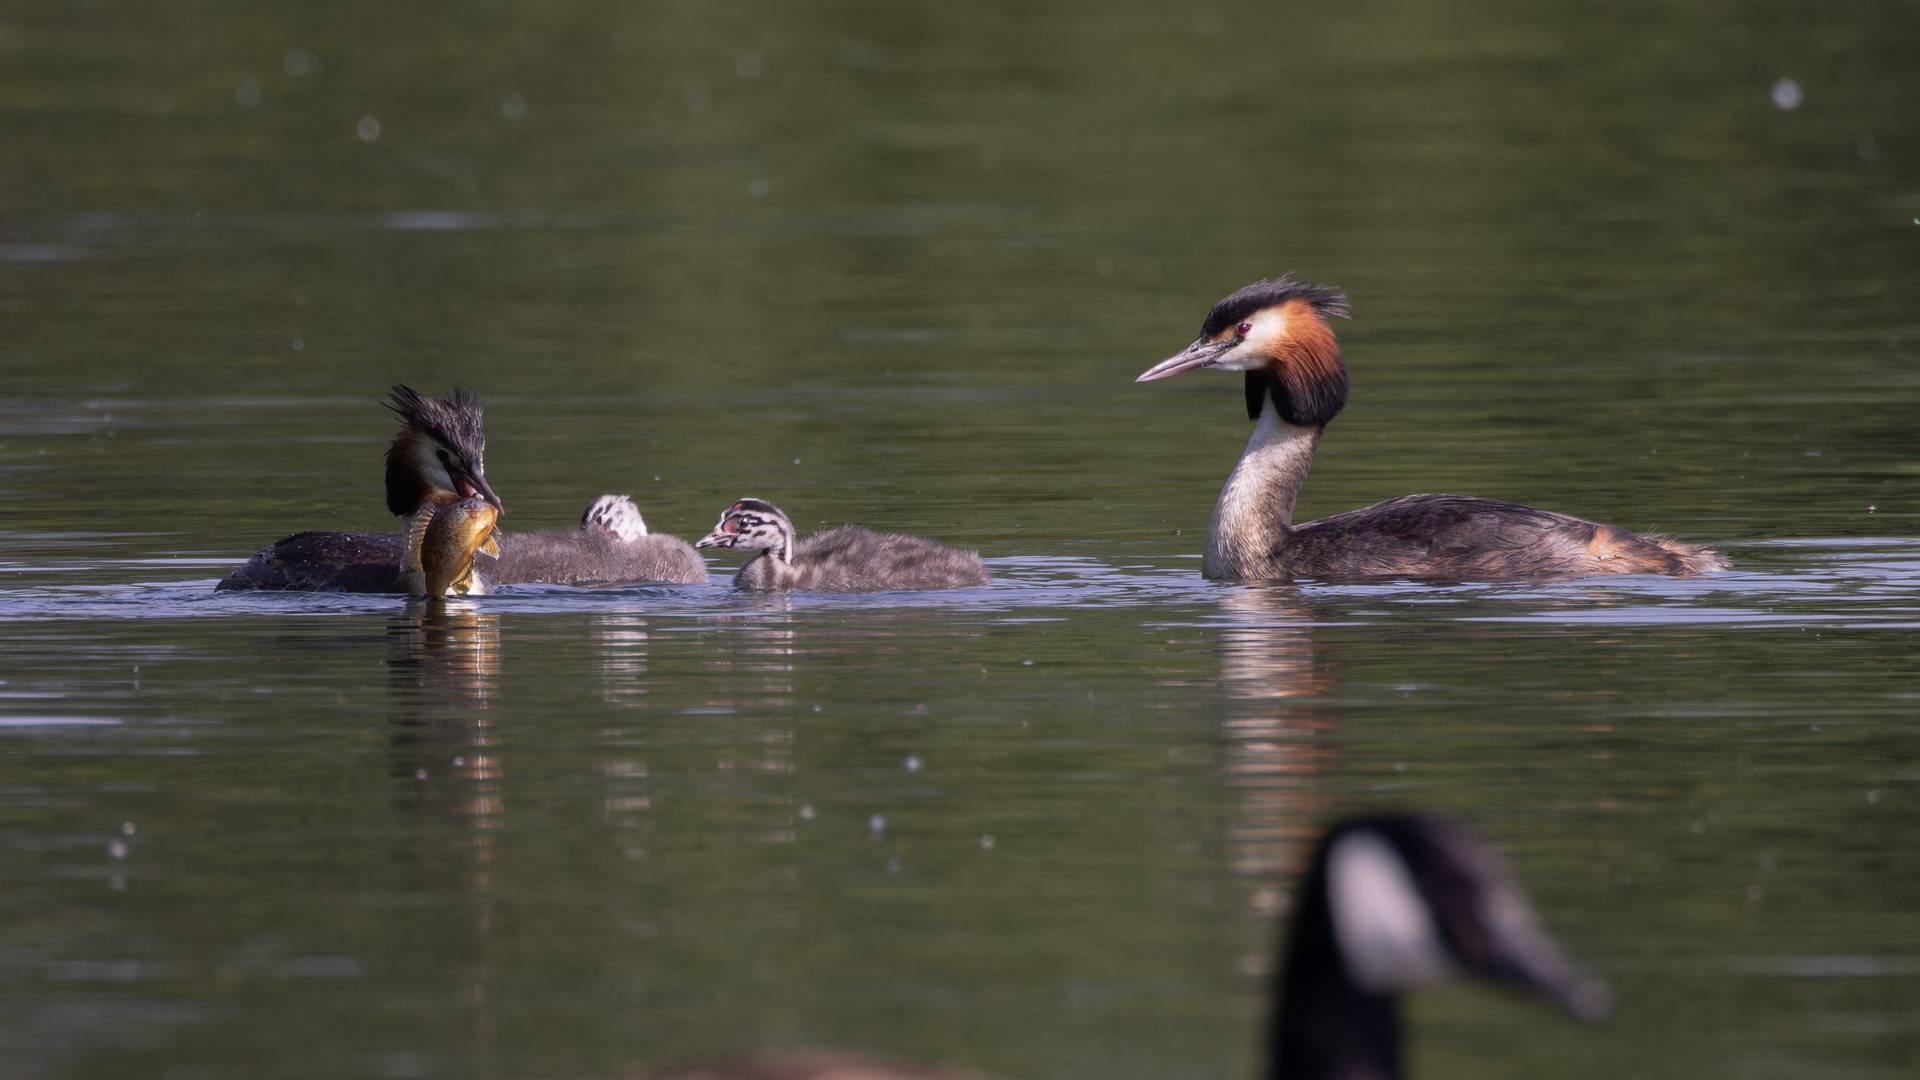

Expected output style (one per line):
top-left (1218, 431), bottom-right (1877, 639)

top-left (383, 385), bottom-right (498, 516)
top-left (1200, 273), bottom-right (1350, 339)
top-left (385, 385), bottom-right (486, 465)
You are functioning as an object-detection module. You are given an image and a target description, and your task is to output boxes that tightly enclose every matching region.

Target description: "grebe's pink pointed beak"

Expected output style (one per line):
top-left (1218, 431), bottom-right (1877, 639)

top-left (1136, 338), bottom-right (1232, 382)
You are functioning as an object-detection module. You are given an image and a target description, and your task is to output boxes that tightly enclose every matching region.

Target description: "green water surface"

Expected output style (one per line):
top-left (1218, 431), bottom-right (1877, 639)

top-left (3, 1), bottom-right (1919, 1078)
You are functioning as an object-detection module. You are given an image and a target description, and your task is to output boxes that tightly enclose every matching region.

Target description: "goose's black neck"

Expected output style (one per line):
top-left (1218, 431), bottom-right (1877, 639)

top-left (1270, 849), bottom-right (1404, 1080)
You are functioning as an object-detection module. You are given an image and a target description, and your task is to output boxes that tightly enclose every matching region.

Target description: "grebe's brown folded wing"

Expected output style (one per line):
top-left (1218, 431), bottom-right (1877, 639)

top-left (215, 531), bottom-right (406, 593)
top-left (1285, 494), bottom-right (1727, 579)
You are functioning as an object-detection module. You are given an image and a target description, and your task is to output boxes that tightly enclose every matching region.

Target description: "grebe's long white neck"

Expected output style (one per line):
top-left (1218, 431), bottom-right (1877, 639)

top-left (1205, 390), bottom-right (1321, 580)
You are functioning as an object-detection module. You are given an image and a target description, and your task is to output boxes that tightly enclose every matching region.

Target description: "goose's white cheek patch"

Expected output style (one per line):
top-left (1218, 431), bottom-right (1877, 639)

top-left (1327, 830), bottom-right (1457, 993)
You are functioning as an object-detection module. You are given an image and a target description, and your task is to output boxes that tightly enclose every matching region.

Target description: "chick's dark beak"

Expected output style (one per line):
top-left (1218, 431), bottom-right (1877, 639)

top-left (1136, 338), bottom-right (1233, 382)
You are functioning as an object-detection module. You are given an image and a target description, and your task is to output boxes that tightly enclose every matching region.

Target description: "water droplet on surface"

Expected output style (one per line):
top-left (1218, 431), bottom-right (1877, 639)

top-left (121, 822), bottom-right (136, 835)
top-left (501, 92), bottom-right (528, 121)
top-left (1867, 790), bottom-right (1881, 804)
top-left (1689, 819), bottom-right (1706, 834)
top-left (1771, 78), bottom-right (1802, 110)
top-left (735, 52), bottom-right (763, 79)
top-left (792, 456), bottom-right (801, 465)
top-left (414, 768), bottom-right (427, 780)
top-left (357, 115), bottom-right (381, 141)
top-left (1021, 658), bottom-right (1034, 666)
top-left (685, 86), bottom-right (710, 112)
top-left (109, 841), bottom-right (128, 859)
top-left (235, 80), bottom-right (262, 107)
top-left (811, 704), bottom-right (822, 713)
top-left (980, 834), bottom-right (995, 849)
top-left (282, 49), bottom-right (314, 76)
top-left (452, 756), bottom-right (465, 767)
top-left (869, 813), bottom-right (886, 836)
top-left (1096, 258), bottom-right (1112, 275)
top-left (886, 856), bottom-right (902, 874)
top-left (904, 755), bottom-right (922, 772)
top-left (749, 176), bottom-right (771, 198)
top-left (1745, 884), bottom-right (1762, 905)
top-left (109, 875), bottom-right (126, 891)
top-left (291, 338), bottom-right (303, 351)
top-left (799, 804), bottom-right (816, 821)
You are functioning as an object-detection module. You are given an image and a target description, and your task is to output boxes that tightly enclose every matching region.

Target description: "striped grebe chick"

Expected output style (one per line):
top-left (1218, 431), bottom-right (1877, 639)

top-left (1138, 276), bottom-right (1729, 581)
top-left (400, 497), bottom-right (500, 598)
top-left (695, 499), bottom-right (988, 592)
top-left (649, 814), bottom-right (1607, 1080)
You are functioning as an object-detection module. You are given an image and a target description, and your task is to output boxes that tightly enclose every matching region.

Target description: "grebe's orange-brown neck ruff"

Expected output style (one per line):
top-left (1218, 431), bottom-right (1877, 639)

top-left (1137, 275), bottom-right (1728, 581)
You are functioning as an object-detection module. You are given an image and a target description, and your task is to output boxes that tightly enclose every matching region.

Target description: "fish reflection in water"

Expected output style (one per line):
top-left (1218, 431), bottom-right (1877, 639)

top-left (1212, 586), bottom-right (1338, 942)
top-left (386, 604), bottom-right (504, 865)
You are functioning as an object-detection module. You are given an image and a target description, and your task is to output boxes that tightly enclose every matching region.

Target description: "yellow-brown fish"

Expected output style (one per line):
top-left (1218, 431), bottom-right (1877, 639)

top-left (399, 497), bottom-right (500, 598)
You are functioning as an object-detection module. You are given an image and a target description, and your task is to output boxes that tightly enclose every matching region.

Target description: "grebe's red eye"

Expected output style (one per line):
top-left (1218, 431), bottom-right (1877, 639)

top-left (1236, 322), bottom-right (1251, 337)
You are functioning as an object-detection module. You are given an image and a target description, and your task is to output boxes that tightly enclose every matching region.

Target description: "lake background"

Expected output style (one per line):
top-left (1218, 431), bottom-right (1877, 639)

top-left (3, 1), bottom-right (1919, 1078)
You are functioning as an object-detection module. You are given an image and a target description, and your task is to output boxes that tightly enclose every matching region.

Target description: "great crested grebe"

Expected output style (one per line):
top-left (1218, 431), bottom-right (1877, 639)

top-left (1137, 276), bottom-right (1729, 580)
top-left (214, 387), bottom-right (707, 591)
top-left (695, 499), bottom-right (989, 592)
top-left (652, 814), bottom-right (1607, 1080)
top-left (401, 496), bottom-right (501, 598)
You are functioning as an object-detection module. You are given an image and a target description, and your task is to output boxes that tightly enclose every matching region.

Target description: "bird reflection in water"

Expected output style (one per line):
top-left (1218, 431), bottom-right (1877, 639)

top-left (388, 602), bottom-right (503, 856)
top-left (1210, 585), bottom-right (1338, 961)
top-left (385, 603), bottom-right (504, 1056)
top-left (594, 613), bottom-right (650, 707)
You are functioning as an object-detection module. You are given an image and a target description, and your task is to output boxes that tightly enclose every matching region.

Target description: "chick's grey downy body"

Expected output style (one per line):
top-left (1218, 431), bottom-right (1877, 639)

top-left (735, 525), bottom-right (987, 592)
top-left (697, 499), bottom-right (988, 592)
top-left (1139, 275), bottom-right (1728, 581)
top-left (481, 528), bottom-right (706, 586)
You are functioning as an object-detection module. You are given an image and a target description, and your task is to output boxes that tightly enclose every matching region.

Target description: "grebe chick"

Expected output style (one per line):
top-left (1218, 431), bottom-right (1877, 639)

top-left (651, 814), bottom-right (1607, 1080)
top-left (695, 499), bottom-right (988, 592)
top-left (400, 497), bottom-right (500, 598)
top-left (1138, 275), bottom-right (1729, 580)
top-left (479, 494), bottom-right (708, 586)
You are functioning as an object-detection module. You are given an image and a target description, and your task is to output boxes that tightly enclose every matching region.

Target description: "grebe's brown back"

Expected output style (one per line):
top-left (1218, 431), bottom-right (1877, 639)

top-left (1137, 276), bottom-right (1728, 580)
